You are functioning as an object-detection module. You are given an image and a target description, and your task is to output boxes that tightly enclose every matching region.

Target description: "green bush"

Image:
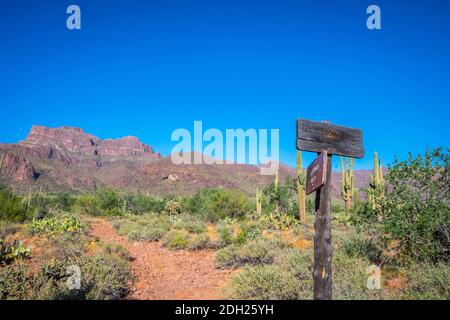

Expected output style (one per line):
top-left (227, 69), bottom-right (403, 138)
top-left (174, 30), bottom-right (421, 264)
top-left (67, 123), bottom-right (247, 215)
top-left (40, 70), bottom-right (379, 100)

top-left (53, 193), bottom-right (76, 212)
top-left (75, 194), bottom-right (102, 216)
top-left (114, 215), bottom-right (172, 241)
top-left (0, 253), bottom-right (132, 300)
top-left (124, 194), bottom-right (166, 214)
top-left (162, 200), bottom-right (182, 216)
top-left (262, 176), bottom-right (298, 216)
top-left (402, 262), bottom-right (450, 299)
top-left (173, 214), bottom-right (206, 234)
top-left (188, 233), bottom-right (210, 250)
top-left (181, 188), bottom-right (252, 222)
top-left (227, 265), bottom-right (301, 300)
top-left (0, 186), bottom-right (31, 222)
top-left (351, 148), bottom-right (450, 263)
top-left (215, 239), bottom-right (281, 268)
top-left (0, 228), bottom-right (132, 300)
top-left (162, 230), bottom-right (189, 249)
top-left (343, 236), bottom-right (382, 264)
top-left (216, 223), bottom-right (233, 246)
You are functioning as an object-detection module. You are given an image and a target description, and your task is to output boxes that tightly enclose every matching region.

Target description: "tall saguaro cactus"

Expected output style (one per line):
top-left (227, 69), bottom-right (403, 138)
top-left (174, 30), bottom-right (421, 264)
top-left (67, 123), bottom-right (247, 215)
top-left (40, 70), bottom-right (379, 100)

top-left (368, 152), bottom-right (384, 215)
top-left (0, 154), bottom-right (4, 172)
top-left (274, 171), bottom-right (279, 190)
top-left (27, 189), bottom-right (32, 208)
top-left (340, 156), bottom-right (355, 213)
top-left (297, 150), bottom-right (307, 224)
top-left (372, 152), bottom-right (384, 187)
top-left (256, 187), bottom-right (262, 215)
top-left (274, 170), bottom-right (281, 213)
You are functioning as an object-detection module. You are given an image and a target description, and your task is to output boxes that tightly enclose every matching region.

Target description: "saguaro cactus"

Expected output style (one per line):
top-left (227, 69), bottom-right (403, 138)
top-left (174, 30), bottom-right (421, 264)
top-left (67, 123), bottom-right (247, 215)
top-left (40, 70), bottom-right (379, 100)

top-left (27, 189), bottom-right (32, 208)
top-left (0, 154), bottom-right (4, 172)
top-left (372, 152), bottom-right (384, 187)
top-left (340, 156), bottom-right (355, 213)
top-left (274, 170), bottom-right (281, 213)
top-left (123, 199), bottom-right (127, 213)
top-left (368, 152), bottom-right (384, 215)
top-left (274, 171), bottom-right (279, 190)
top-left (256, 187), bottom-right (262, 215)
top-left (297, 150), bottom-right (307, 224)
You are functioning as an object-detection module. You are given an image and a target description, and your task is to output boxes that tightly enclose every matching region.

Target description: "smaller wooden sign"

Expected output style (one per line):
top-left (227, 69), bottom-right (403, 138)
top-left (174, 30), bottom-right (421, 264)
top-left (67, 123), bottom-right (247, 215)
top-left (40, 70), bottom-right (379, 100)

top-left (306, 152), bottom-right (328, 195)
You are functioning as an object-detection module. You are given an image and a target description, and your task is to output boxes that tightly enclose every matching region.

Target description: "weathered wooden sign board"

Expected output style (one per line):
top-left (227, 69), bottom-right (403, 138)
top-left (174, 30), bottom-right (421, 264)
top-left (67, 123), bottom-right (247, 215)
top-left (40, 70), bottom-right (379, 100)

top-left (297, 119), bottom-right (364, 159)
top-left (305, 151), bottom-right (328, 195)
top-left (296, 118), bottom-right (364, 300)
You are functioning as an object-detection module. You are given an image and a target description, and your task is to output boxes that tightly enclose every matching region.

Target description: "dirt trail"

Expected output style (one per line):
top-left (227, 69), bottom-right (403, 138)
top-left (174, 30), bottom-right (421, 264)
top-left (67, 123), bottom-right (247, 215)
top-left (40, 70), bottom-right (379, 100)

top-left (89, 219), bottom-right (234, 300)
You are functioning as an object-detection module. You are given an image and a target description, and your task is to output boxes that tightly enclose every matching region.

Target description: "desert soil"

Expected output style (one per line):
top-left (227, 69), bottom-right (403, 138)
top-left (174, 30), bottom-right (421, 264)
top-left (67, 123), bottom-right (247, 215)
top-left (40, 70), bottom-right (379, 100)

top-left (89, 219), bottom-right (235, 300)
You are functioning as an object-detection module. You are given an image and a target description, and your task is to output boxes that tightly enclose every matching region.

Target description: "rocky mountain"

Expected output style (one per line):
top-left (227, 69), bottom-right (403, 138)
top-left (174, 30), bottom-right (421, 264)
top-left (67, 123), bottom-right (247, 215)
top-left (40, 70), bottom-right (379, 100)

top-left (0, 125), bottom-right (374, 198)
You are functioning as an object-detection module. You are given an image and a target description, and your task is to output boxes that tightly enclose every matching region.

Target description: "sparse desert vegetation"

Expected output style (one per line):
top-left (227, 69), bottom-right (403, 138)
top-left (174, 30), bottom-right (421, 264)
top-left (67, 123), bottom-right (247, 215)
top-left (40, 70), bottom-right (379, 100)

top-left (0, 148), bottom-right (448, 300)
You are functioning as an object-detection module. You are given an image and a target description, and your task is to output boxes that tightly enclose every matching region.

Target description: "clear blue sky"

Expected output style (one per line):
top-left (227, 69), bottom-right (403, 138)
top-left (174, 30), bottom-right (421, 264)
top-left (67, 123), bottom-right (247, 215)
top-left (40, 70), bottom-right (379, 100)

top-left (0, 0), bottom-right (449, 170)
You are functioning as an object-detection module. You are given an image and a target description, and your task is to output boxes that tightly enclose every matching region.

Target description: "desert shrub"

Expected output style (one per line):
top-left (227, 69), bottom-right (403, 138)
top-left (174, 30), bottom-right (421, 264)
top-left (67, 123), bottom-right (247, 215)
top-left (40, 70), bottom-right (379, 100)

top-left (238, 221), bottom-right (262, 241)
top-left (331, 200), bottom-right (344, 213)
top-left (52, 193), bottom-right (76, 212)
top-left (215, 238), bottom-right (281, 268)
top-left (351, 148), bottom-right (450, 263)
top-left (124, 194), bottom-right (166, 214)
top-left (162, 200), bottom-right (182, 216)
top-left (0, 227), bottom-right (132, 300)
top-left (262, 176), bottom-right (298, 216)
top-left (332, 249), bottom-right (380, 300)
top-left (114, 215), bottom-right (172, 241)
top-left (76, 189), bottom-right (126, 216)
top-left (75, 194), bottom-right (102, 216)
top-left (181, 188), bottom-right (252, 222)
top-left (187, 233), bottom-right (210, 250)
top-left (343, 236), bottom-right (382, 264)
top-left (0, 221), bottom-right (20, 238)
top-left (0, 252), bottom-right (132, 300)
top-left (216, 223), bottom-right (234, 246)
top-left (26, 216), bottom-right (83, 236)
top-left (402, 262), bottom-right (450, 299)
top-left (274, 248), bottom-right (312, 280)
top-left (173, 214), bottom-right (206, 234)
top-left (227, 265), bottom-right (301, 300)
top-left (162, 230), bottom-right (189, 249)
top-left (0, 186), bottom-right (31, 222)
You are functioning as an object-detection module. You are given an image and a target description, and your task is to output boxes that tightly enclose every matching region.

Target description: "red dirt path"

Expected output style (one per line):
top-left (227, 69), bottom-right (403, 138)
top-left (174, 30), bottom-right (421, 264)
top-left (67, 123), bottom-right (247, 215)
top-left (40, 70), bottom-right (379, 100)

top-left (89, 219), bottom-right (234, 300)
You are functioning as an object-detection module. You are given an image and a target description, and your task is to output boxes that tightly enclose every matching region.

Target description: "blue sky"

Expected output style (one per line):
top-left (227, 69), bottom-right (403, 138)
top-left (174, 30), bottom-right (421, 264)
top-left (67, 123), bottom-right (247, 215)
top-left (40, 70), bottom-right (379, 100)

top-left (0, 0), bottom-right (449, 170)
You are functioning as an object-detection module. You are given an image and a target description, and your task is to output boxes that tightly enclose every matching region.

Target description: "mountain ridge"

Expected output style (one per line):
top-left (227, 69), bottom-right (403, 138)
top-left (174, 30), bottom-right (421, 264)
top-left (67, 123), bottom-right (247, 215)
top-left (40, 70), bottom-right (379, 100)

top-left (0, 125), bottom-right (374, 198)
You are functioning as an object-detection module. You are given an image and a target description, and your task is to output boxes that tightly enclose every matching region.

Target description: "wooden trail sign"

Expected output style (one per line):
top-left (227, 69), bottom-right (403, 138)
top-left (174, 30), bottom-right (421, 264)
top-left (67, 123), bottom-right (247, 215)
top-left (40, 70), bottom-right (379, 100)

top-left (296, 118), bottom-right (364, 300)
top-left (306, 152), bottom-right (328, 195)
top-left (296, 119), bottom-right (364, 159)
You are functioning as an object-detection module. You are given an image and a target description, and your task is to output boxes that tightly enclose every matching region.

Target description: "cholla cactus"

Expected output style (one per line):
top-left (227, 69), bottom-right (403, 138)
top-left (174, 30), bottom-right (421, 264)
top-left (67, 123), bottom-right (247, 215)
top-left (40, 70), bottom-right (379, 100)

top-left (340, 156), bottom-right (355, 213)
top-left (297, 151), bottom-right (307, 224)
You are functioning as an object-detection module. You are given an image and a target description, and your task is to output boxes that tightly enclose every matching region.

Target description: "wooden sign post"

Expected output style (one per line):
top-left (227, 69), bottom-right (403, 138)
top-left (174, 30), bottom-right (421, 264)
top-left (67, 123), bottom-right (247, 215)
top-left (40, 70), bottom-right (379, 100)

top-left (296, 119), bottom-right (364, 300)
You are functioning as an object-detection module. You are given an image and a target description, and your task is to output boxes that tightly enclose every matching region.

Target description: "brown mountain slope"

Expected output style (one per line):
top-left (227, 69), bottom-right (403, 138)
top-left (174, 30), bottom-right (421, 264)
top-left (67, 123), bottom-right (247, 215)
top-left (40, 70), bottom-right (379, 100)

top-left (0, 125), bottom-right (374, 197)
